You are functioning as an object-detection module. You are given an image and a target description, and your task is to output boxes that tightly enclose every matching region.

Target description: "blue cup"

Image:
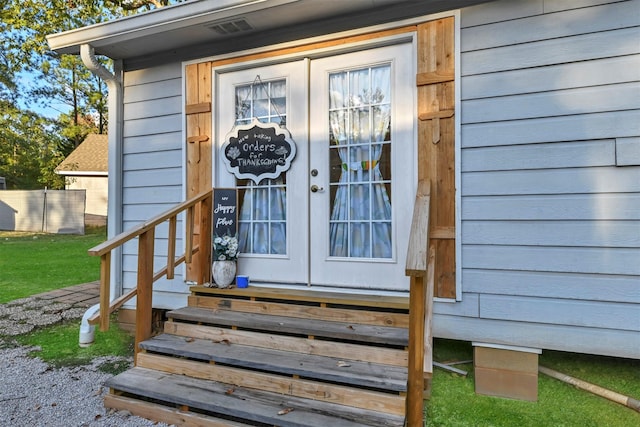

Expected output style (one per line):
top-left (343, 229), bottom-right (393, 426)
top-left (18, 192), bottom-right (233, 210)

top-left (236, 275), bottom-right (249, 288)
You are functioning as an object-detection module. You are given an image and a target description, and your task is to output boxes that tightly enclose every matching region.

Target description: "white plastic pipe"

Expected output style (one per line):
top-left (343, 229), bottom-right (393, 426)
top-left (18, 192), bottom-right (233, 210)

top-left (78, 44), bottom-right (123, 347)
top-left (79, 303), bottom-right (100, 347)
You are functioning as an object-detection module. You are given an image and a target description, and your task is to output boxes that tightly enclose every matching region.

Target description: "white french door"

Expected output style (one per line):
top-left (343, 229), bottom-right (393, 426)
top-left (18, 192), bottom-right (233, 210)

top-left (215, 42), bottom-right (415, 290)
top-left (216, 61), bottom-right (309, 284)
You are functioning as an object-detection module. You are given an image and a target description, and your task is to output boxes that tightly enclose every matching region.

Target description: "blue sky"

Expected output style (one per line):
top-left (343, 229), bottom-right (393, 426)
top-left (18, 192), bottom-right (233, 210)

top-left (17, 71), bottom-right (70, 119)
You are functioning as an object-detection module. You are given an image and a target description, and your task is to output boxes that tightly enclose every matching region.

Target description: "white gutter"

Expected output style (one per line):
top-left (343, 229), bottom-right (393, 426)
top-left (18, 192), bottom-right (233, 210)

top-left (78, 44), bottom-right (124, 346)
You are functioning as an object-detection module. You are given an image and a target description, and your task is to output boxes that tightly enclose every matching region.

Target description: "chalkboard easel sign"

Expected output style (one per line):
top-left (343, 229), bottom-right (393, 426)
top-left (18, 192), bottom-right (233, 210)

top-left (212, 188), bottom-right (238, 261)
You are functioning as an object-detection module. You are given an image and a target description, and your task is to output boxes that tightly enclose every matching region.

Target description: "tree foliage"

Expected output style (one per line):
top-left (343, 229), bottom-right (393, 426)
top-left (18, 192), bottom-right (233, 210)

top-left (0, 105), bottom-right (67, 189)
top-left (0, 0), bottom-right (182, 188)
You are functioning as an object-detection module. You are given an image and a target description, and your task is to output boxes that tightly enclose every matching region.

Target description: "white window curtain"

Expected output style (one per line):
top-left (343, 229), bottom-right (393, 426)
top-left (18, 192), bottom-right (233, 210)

top-left (328, 65), bottom-right (392, 258)
top-left (235, 81), bottom-right (287, 255)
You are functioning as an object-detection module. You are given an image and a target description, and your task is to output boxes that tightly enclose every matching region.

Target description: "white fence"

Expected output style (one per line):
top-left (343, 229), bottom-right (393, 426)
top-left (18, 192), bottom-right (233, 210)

top-left (0, 189), bottom-right (86, 234)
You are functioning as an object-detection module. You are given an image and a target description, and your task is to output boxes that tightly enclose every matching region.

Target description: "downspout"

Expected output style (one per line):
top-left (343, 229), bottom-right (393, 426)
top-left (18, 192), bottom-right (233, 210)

top-left (79, 44), bottom-right (124, 346)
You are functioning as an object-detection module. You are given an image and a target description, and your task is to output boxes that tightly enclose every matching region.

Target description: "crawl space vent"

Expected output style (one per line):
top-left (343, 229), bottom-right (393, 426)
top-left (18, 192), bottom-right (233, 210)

top-left (208, 19), bottom-right (253, 35)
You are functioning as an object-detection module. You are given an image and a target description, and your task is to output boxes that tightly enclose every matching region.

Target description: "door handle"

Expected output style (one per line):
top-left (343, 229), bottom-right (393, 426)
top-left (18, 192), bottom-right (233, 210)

top-left (310, 185), bottom-right (324, 193)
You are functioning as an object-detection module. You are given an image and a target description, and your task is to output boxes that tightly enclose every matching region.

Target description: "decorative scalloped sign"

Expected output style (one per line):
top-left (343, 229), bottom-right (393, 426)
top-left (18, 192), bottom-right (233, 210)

top-left (221, 118), bottom-right (297, 184)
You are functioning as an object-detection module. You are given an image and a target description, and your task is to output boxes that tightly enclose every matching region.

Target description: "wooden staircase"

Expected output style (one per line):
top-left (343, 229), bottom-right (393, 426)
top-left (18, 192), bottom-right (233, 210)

top-left (104, 286), bottom-right (411, 426)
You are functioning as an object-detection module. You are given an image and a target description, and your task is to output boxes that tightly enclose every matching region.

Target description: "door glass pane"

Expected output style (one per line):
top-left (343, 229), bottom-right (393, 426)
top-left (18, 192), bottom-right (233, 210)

top-left (234, 79), bottom-right (287, 255)
top-left (328, 65), bottom-right (392, 258)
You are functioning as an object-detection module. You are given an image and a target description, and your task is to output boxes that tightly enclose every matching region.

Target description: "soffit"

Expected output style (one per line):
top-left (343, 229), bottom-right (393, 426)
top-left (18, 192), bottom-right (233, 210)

top-left (47, 0), bottom-right (493, 61)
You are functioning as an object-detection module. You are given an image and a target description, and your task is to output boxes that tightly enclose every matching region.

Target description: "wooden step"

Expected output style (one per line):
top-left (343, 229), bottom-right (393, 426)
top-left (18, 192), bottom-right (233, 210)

top-left (139, 333), bottom-right (407, 391)
top-left (106, 286), bottom-right (411, 426)
top-left (167, 306), bottom-right (409, 346)
top-left (189, 285), bottom-right (410, 310)
top-left (106, 367), bottom-right (406, 427)
top-left (164, 321), bottom-right (408, 366)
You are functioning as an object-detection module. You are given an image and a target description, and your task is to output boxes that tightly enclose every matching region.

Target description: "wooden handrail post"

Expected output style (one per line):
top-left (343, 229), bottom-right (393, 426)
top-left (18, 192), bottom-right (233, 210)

top-left (185, 206), bottom-right (194, 264)
top-left (405, 179), bottom-right (431, 425)
top-left (135, 228), bottom-right (155, 364)
top-left (407, 274), bottom-right (427, 426)
top-left (197, 193), bottom-right (213, 285)
top-left (99, 252), bottom-right (111, 332)
top-left (424, 244), bottom-right (436, 396)
top-left (166, 216), bottom-right (177, 279)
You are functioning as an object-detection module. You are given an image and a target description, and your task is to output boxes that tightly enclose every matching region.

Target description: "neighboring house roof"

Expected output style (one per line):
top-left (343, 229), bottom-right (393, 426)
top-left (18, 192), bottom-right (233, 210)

top-left (46, 0), bottom-right (491, 61)
top-left (55, 134), bottom-right (108, 176)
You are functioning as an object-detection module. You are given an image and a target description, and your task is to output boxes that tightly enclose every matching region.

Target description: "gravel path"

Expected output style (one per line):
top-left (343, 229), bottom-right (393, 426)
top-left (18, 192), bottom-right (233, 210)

top-left (0, 296), bottom-right (172, 426)
top-left (0, 344), bottom-right (169, 426)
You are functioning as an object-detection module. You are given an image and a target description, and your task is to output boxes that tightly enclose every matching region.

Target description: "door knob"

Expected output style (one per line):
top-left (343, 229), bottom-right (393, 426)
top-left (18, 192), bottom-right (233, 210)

top-left (310, 184), bottom-right (323, 193)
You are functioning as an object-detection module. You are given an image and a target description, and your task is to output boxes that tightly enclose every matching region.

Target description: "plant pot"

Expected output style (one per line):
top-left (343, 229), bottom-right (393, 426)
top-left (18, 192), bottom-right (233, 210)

top-left (212, 260), bottom-right (236, 288)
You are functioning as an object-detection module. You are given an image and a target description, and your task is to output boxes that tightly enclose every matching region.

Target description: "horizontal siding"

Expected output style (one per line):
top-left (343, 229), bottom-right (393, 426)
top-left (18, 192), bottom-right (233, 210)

top-left (123, 149), bottom-right (182, 171)
top-left (462, 55), bottom-right (640, 100)
top-left (461, 140), bottom-right (616, 171)
top-left (123, 203), bottom-right (184, 222)
top-left (463, 269), bottom-right (640, 303)
top-left (462, 220), bottom-right (640, 248)
top-left (463, 245), bottom-right (640, 275)
top-left (124, 96), bottom-right (182, 121)
top-left (455, 0), bottom-right (640, 358)
top-left (462, 110), bottom-right (640, 148)
top-left (462, 0), bottom-right (638, 51)
top-left (124, 78), bottom-right (181, 103)
top-left (462, 194), bottom-right (640, 220)
top-left (123, 185), bottom-right (183, 205)
top-left (461, 0), bottom-right (544, 27)
top-left (434, 314), bottom-right (640, 359)
top-left (434, 294), bottom-right (479, 317)
top-left (122, 251), bottom-right (181, 269)
top-left (462, 166), bottom-right (640, 195)
top-left (123, 114), bottom-right (182, 138)
top-left (123, 167), bottom-right (183, 188)
top-left (543, 0), bottom-right (624, 14)
top-left (462, 0), bottom-right (620, 28)
top-left (479, 295), bottom-right (640, 331)
top-left (461, 26), bottom-right (640, 75)
top-left (123, 133), bottom-right (183, 155)
top-left (121, 221), bottom-right (176, 242)
top-left (121, 274), bottom-right (189, 309)
top-left (119, 61), bottom-right (187, 302)
top-left (462, 82), bottom-right (639, 124)
top-left (124, 62), bottom-right (182, 86)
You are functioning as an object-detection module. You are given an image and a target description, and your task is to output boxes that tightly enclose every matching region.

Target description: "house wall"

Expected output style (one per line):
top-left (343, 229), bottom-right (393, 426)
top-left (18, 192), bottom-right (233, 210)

top-left (432, 0), bottom-right (640, 358)
top-left (121, 63), bottom-right (188, 308)
top-left (66, 176), bottom-right (108, 217)
top-left (116, 0), bottom-right (640, 357)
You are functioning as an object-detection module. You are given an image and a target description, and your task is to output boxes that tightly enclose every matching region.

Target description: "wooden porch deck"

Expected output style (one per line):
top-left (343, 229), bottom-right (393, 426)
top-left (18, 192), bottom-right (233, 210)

top-left (105, 285), bottom-right (411, 426)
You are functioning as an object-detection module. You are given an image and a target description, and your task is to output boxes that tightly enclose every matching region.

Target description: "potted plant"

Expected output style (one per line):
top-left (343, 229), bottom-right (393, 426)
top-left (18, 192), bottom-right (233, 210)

top-left (212, 234), bottom-right (239, 288)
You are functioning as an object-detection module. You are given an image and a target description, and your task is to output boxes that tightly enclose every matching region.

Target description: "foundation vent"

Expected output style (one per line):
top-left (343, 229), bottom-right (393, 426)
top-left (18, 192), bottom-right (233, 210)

top-left (208, 19), bottom-right (253, 35)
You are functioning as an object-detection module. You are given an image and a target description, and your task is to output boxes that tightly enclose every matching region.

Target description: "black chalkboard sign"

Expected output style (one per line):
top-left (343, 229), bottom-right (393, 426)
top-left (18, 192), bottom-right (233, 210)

top-left (212, 188), bottom-right (238, 262)
top-left (213, 188), bottom-right (237, 238)
top-left (222, 118), bottom-right (296, 184)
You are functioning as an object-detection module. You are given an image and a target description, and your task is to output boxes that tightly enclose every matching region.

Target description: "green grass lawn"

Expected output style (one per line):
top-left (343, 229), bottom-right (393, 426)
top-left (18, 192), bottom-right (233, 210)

top-left (0, 226), bottom-right (106, 303)
top-left (14, 318), bottom-right (134, 371)
top-left (0, 226), bottom-right (133, 367)
top-left (428, 339), bottom-right (640, 426)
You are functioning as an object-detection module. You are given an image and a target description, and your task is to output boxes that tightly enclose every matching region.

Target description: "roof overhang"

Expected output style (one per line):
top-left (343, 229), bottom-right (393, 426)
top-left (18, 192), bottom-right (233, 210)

top-left (47, 0), bottom-right (493, 61)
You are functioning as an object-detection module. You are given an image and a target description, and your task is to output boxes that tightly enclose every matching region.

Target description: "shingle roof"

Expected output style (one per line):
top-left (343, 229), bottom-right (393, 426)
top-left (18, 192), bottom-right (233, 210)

top-left (55, 134), bottom-right (108, 174)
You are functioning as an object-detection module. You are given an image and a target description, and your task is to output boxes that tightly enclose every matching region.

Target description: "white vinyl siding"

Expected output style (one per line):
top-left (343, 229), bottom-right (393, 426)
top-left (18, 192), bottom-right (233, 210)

top-left (120, 62), bottom-right (188, 308)
top-left (434, 0), bottom-right (640, 358)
